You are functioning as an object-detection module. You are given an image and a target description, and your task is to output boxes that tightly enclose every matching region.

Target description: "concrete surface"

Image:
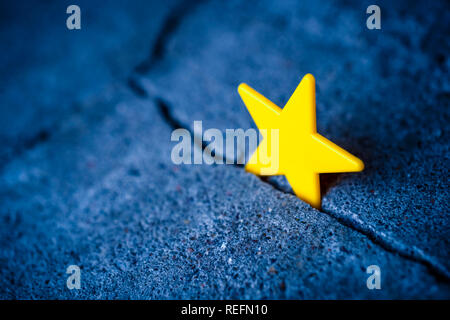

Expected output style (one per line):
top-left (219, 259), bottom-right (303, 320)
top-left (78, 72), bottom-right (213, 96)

top-left (0, 0), bottom-right (449, 299)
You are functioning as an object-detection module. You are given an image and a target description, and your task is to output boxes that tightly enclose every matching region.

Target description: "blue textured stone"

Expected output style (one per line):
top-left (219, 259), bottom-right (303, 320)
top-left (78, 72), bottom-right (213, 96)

top-left (1, 87), bottom-right (448, 299)
top-left (0, 0), bottom-right (178, 165)
top-left (138, 0), bottom-right (450, 277)
top-left (0, 0), bottom-right (449, 299)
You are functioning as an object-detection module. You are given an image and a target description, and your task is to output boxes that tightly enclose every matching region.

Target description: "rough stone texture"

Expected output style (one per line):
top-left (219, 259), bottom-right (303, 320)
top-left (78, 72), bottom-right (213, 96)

top-left (0, 0), bottom-right (449, 299)
top-left (0, 87), bottom-right (448, 299)
top-left (0, 0), bottom-right (178, 165)
top-left (138, 0), bottom-right (450, 274)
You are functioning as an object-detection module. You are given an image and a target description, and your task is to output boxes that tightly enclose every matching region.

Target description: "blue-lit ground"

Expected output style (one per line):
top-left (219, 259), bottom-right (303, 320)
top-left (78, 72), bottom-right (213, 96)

top-left (0, 0), bottom-right (449, 298)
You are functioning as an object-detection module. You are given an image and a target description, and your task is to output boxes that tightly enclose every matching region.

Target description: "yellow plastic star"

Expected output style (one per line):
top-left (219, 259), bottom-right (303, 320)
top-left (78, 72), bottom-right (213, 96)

top-left (238, 74), bottom-right (364, 209)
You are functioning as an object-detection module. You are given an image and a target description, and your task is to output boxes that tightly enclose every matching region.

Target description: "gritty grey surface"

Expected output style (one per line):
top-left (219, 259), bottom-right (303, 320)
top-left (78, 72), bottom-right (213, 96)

top-left (0, 0), bottom-right (178, 165)
top-left (138, 0), bottom-right (450, 274)
top-left (1, 87), bottom-right (448, 299)
top-left (0, 0), bottom-right (449, 299)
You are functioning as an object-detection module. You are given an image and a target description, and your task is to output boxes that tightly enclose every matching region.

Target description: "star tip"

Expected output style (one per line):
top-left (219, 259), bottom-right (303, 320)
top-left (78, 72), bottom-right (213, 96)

top-left (303, 73), bottom-right (315, 82)
top-left (355, 158), bottom-right (365, 171)
top-left (310, 202), bottom-right (321, 210)
top-left (237, 83), bottom-right (249, 94)
top-left (299, 74), bottom-right (315, 90)
top-left (305, 198), bottom-right (321, 210)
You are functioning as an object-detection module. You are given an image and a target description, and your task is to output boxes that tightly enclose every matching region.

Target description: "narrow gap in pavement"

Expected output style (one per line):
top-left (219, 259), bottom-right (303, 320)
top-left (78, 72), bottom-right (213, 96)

top-left (137, 88), bottom-right (450, 283)
top-left (127, 0), bottom-right (449, 282)
top-left (134, 0), bottom-right (207, 74)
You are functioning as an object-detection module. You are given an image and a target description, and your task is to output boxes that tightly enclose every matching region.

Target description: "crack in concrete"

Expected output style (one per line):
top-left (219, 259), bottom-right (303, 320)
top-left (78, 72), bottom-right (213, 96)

top-left (134, 0), bottom-right (207, 74)
top-left (136, 87), bottom-right (450, 282)
top-left (3, 0), bottom-right (448, 284)
top-left (0, 129), bottom-right (51, 170)
top-left (155, 96), bottom-right (244, 166)
top-left (322, 203), bottom-right (450, 281)
top-left (1, 0), bottom-right (204, 172)
top-left (126, 0), bottom-right (450, 281)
